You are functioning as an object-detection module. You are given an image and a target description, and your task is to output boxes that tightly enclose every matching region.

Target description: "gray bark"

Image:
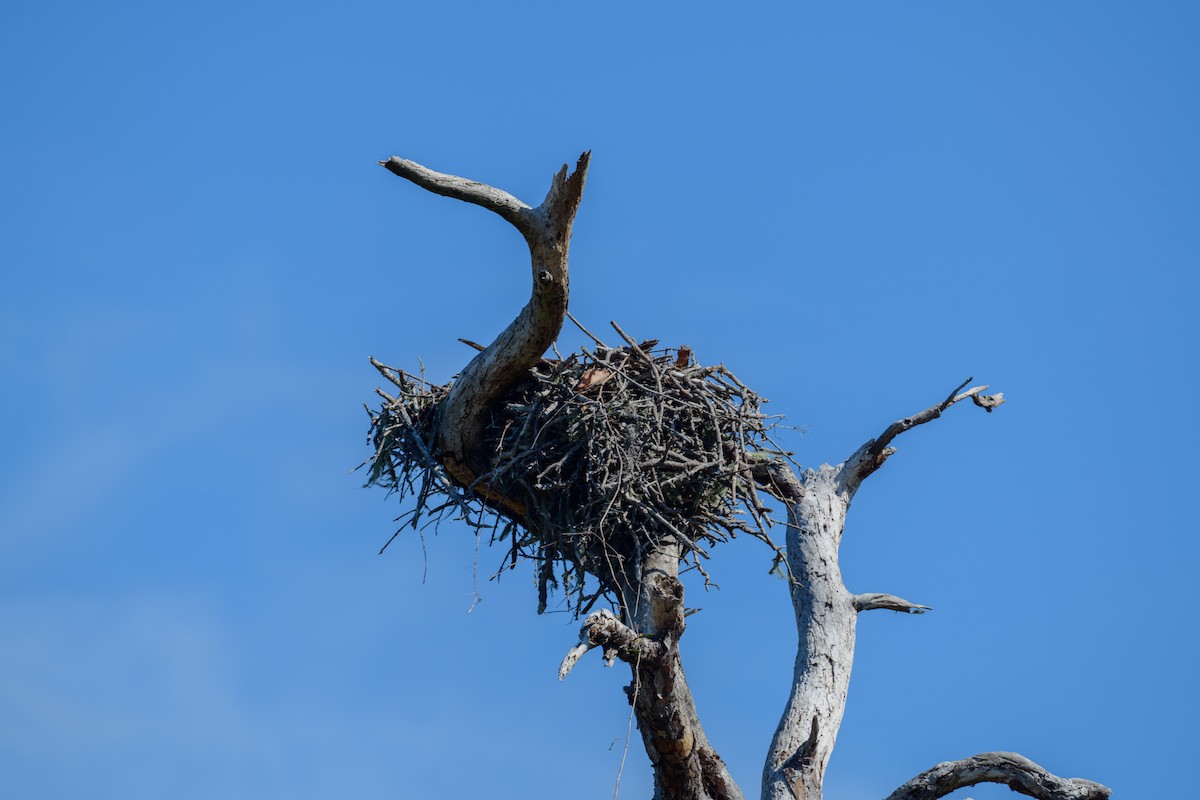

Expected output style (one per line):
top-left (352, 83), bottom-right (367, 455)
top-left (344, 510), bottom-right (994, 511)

top-left (760, 464), bottom-right (855, 800)
top-left (379, 157), bottom-right (1107, 800)
top-left (758, 386), bottom-right (972, 800)
top-left (382, 154), bottom-right (736, 800)
top-left (560, 539), bottom-right (743, 800)
top-left (884, 752), bottom-right (1111, 800)
top-left (851, 593), bottom-right (930, 613)
top-left (758, 382), bottom-right (1107, 800)
top-left (380, 153), bottom-right (589, 503)
top-left (626, 539), bottom-right (744, 800)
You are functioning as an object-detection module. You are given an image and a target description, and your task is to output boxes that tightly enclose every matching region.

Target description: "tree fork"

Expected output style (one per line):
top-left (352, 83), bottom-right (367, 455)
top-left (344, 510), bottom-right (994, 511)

top-left (760, 382), bottom-right (1106, 800)
top-left (562, 537), bottom-right (744, 800)
top-left (379, 152), bottom-right (590, 492)
top-left (377, 157), bottom-right (1109, 800)
top-left (383, 155), bottom-right (740, 800)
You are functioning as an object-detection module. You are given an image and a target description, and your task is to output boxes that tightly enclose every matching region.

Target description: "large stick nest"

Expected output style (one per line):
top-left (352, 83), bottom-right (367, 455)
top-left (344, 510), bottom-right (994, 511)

top-left (363, 326), bottom-right (790, 615)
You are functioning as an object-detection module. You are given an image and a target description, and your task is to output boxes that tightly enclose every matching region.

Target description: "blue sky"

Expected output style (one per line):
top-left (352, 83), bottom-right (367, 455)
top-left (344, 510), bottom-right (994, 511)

top-left (2, 2), bottom-right (1196, 798)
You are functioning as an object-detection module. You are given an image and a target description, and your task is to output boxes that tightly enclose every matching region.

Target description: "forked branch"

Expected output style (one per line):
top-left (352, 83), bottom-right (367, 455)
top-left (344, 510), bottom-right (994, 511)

top-left (842, 378), bottom-right (1004, 493)
top-left (884, 751), bottom-right (1111, 800)
top-left (763, 379), bottom-right (1012, 800)
top-left (379, 153), bottom-right (591, 494)
top-left (374, 150), bottom-right (1104, 800)
top-left (379, 157), bottom-right (536, 232)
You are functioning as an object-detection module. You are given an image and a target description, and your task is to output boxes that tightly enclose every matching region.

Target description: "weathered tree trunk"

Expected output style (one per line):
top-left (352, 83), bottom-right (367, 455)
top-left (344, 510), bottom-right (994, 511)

top-left (378, 155), bottom-right (1110, 800)
top-left (761, 466), bottom-right (856, 800)
top-left (755, 382), bottom-right (1109, 800)
top-left (626, 539), bottom-right (744, 800)
top-left (562, 539), bottom-right (744, 800)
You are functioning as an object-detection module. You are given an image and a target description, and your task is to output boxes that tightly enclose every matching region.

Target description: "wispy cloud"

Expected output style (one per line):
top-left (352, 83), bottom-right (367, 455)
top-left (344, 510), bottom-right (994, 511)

top-left (0, 593), bottom-right (441, 799)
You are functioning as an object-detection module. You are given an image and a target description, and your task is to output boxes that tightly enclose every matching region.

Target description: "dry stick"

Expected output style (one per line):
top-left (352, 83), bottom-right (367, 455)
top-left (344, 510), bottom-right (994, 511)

top-left (608, 320), bottom-right (650, 358)
top-left (567, 310), bottom-right (608, 348)
top-left (690, 554), bottom-right (716, 589)
top-left (884, 751), bottom-right (1111, 800)
top-left (371, 324), bottom-right (784, 619)
top-left (583, 348), bottom-right (674, 403)
top-left (845, 377), bottom-right (994, 490)
top-left (640, 502), bottom-right (711, 558)
top-left (658, 460), bottom-right (723, 487)
top-left (587, 402), bottom-right (638, 614)
top-left (609, 320), bottom-right (665, 427)
top-left (369, 357), bottom-right (406, 388)
top-left (373, 402), bottom-right (478, 554)
top-left (869, 376), bottom-right (976, 459)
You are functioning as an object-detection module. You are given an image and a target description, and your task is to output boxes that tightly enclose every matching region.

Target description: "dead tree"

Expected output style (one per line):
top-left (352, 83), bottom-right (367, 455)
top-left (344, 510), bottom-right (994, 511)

top-left (364, 153), bottom-right (1110, 800)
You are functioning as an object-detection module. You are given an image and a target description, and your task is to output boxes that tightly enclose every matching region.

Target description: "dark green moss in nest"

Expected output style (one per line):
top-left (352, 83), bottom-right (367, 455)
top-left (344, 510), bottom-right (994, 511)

top-left (364, 334), bottom-right (790, 615)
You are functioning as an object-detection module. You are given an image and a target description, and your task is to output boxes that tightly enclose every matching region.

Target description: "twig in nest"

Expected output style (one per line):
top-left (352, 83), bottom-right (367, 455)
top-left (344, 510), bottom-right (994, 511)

top-left (362, 327), bottom-right (794, 615)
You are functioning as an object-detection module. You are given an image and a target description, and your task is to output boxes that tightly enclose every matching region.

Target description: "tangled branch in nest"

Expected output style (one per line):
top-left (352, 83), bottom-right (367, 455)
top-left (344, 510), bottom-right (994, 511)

top-left (362, 323), bottom-right (792, 615)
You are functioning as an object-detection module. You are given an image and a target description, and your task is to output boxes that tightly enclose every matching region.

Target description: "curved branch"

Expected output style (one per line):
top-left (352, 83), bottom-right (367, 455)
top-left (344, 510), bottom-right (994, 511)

top-left (380, 153), bottom-right (591, 494)
top-left (841, 377), bottom-right (1003, 494)
top-left (379, 157), bottom-right (537, 232)
top-left (884, 752), bottom-right (1110, 800)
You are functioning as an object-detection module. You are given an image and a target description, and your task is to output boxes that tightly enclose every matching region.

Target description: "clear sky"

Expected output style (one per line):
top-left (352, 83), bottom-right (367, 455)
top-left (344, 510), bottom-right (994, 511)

top-left (2, 2), bottom-right (1196, 798)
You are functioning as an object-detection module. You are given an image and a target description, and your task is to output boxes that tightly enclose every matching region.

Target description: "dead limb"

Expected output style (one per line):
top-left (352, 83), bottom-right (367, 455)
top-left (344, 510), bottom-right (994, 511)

top-left (373, 151), bottom-right (1107, 800)
top-left (379, 156), bottom-right (537, 231)
top-left (762, 465), bottom-right (856, 800)
top-left (558, 609), bottom-right (661, 679)
top-left (764, 379), bottom-right (1006, 800)
top-left (841, 378), bottom-right (1004, 493)
top-left (379, 153), bottom-right (590, 490)
top-left (852, 593), bottom-right (931, 614)
top-left (883, 751), bottom-right (1111, 800)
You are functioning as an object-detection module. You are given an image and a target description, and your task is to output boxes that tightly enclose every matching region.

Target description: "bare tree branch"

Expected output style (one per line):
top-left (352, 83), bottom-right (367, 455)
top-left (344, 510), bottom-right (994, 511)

top-left (558, 608), bottom-right (662, 680)
top-left (841, 378), bottom-right (1000, 493)
top-left (370, 154), bottom-right (1106, 800)
top-left (852, 593), bottom-right (931, 614)
top-left (378, 156), bottom-right (536, 233)
top-left (751, 459), bottom-right (806, 504)
top-left (884, 752), bottom-right (1111, 800)
top-left (379, 153), bottom-right (591, 493)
